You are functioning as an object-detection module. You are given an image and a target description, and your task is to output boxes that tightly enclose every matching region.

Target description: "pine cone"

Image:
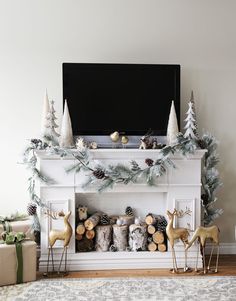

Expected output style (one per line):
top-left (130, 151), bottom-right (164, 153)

top-left (27, 203), bottom-right (37, 216)
top-left (109, 244), bottom-right (117, 252)
top-left (145, 158), bottom-right (154, 167)
top-left (201, 194), bottom-right (209, 206)
top-left (100, 214), bottom-right (110, 225)
top-left (93, 169), bottom-right (105, 179)
top-left (30, 139), bottom-right (41, 148)
top-left (125, 206), bottom-right (134, 216)
top-left (197, 139), bottom-right (206, 149)
top-left (157, 215), bottom-right (168, 232)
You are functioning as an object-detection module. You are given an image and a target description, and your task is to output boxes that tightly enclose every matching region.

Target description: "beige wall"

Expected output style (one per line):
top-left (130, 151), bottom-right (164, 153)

top-left (0, 0), bottom-right (235, 243)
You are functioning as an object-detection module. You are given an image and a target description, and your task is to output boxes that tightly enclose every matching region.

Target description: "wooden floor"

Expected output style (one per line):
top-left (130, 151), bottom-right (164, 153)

top-left (38, 255), bottom-right (236, 279)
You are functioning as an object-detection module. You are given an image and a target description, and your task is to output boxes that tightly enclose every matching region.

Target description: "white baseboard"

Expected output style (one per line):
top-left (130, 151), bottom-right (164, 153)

top-left (205, 243), bottom-right (236, 254)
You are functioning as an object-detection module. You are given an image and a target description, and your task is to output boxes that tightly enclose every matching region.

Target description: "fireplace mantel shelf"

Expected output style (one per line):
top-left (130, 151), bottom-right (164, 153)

top-left (36, 149), bottom-right (206, 160)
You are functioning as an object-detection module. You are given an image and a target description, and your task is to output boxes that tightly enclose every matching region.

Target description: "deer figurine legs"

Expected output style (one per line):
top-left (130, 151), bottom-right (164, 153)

top-left (202, 246), bottom-right (207, 274)
top-left (184, 248), bottom-right (188, 272)
top-left (171, 246), bottom-right (178, 273)
top-left (207, 244), bottom-right (215, 271)
top-left (170, 245), bottom-right (189, 273)
top-left (45, 247), bottom-right (55, 276)
top-left (58, 247), bottom-right (68, 274)
top-left (195, 242), bottom-right (199, 272)
top-left (207, 243), bottom-right (220, 273)
top-left (215, 245), bottom-right (220, 273)
top-left (45, 246), bottom-right (68, 276)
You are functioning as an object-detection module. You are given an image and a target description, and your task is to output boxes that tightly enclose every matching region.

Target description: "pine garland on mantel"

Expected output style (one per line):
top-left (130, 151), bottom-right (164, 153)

top-left (22, 133), bottom-right (223, 225)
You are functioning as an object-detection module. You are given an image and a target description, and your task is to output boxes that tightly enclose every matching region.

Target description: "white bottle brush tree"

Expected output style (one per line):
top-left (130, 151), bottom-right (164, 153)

top-left (184, 93), bottom-right (198, 140)
top-left (166, 100), bottom-right (179, 146)
top-left (44, 100), bottom-right (60, 142)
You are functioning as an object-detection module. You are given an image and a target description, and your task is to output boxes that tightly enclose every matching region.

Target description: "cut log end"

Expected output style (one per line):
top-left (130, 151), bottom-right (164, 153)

top-left (147, 224), bottom-right (156, 235)
top-left (147, 242), bottom-right (157, 252)
top-left (85, 229), bottom-right (95, 240)
top-left (145, 215), bottom-right (155, 225)
top-left (84, 212), bottom-right (103, 230)
top-left (152, 231), bottom-right (164, 244)
top-left (76, 223), bottom-right (86, 235)
top-left (75, 234), bottom-right (83, 241)
top-left (158, 243), bottom-right (167, 252)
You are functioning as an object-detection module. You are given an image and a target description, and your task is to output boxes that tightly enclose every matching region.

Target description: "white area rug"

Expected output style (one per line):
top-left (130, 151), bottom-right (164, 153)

top-left (1, 277), bottom-right (236, 301)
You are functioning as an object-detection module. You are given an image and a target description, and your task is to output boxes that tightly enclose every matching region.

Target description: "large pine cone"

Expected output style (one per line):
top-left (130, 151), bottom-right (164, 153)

top-left (201, 194), bottom-right (209, 206)
top-left (109, 244), bottom-right (117, 252)
top-left (157, 215), bottom-right (168, 232)
top-left (197, 139), bottom-right (206, 149)
top-left (27, 203), bottom-right (37, 216)
top-left (93, 169), bottom-right (105, 179)
top-left (100, 214), bottom-right (110, 225)
top-left (125, 206), bottom-right (134, 216)
top-left (145, 158), bottom-right (154, 167)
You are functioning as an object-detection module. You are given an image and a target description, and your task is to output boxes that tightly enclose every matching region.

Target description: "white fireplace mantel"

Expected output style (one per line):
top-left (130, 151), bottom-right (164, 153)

top-left (37, 149), bottom-right (206, 271)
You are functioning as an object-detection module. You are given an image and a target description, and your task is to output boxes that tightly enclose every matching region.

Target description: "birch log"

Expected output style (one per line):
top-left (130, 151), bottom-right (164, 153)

top-left (95, 225), bottom-right (112, 252)
top-left (119, 215), bottom-right (135, 226)
top-left (84, 212), bottom-right (103, 230)
top-left (112, 224), bottom-right (128, 251)
top-left (109, 215), bottom-right (119, 225)
top-left (129, 224), bottom-right (148, 251)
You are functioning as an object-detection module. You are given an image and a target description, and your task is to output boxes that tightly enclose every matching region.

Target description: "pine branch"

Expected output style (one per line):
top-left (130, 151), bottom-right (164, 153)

top-left (98, 178), bottom-right (115, 192)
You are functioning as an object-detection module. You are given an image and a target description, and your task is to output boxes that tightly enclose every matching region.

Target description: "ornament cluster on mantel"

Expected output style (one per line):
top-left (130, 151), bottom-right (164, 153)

top-left (22, 90), bottom-right (223, 227)
top-left (41, 90), bottom-right (74, 148)
top-left (40, 89), bottom-right (195, 150)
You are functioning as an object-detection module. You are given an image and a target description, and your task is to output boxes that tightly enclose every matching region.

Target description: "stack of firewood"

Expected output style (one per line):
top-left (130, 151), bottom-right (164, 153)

top-left (76, 206), bottom-right (114, 252)
top-left (75, 206), bottom-right (98, 252)
top-left (75, 206), bottom-right (168, 253)
top-left (145, 213), bottom-right (168, 252)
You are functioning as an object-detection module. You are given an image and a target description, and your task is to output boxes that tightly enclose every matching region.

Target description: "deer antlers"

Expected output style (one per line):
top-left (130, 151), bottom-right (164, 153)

top-left (172, 207), bottom-right (192, 218)
top-left (44, 209), bottom-right (65, 220)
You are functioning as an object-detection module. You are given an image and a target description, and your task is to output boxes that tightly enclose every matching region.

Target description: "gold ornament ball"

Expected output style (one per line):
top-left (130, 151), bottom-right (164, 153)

top-left (110, 131), bottom-right (120, 142)
top-left (121, 136), bottom-right (129, 145)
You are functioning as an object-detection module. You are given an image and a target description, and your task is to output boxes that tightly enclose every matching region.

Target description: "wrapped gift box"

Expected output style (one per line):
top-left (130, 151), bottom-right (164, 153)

top-left (0, 219), bottom-right (34, 240)
top-left (0, 241), bottom-right (37, 286)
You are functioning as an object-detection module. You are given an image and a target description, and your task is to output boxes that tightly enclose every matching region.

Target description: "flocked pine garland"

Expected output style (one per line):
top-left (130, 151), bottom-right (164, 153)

top-left (22, 132), bottom-right (223, 225)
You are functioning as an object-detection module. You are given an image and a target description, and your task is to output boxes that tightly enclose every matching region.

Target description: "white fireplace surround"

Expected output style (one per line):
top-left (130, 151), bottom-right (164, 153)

top-left (37, 149), bottom-right (206, 271)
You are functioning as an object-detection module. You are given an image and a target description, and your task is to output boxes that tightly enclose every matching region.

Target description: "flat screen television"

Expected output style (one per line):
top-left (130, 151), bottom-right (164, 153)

top-left (63, 63), bottom-right (180, 136)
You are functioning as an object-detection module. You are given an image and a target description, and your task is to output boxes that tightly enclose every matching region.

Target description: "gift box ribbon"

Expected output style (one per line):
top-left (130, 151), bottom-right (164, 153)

top-left (0, 232), bottom-right (25, 284)
top-left (0, 219), bottom-right (12, 233)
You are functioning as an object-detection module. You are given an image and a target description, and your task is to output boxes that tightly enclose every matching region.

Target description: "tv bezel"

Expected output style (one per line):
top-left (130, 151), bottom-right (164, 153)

top-left (63, 63), bottom-right (180, 136)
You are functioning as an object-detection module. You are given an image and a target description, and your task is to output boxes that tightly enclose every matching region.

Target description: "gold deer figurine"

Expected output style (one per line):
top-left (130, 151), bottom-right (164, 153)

top-left (166, 208), bottom-right (191, 273)
top-left (45, 210), bottom-right (73, 275)
top-left (185, 225), bottom-right (220, 274)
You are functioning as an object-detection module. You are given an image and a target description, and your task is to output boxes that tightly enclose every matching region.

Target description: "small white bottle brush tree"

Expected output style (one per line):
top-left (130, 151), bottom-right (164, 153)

top-left (184, 94), bottom-right (198, 140)
top-left (44, 100), bottom-right (60, 142)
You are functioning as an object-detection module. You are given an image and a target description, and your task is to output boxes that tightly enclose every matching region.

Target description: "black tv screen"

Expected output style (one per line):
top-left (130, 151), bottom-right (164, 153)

top-left (63, 63), bottom-right (180, 135)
